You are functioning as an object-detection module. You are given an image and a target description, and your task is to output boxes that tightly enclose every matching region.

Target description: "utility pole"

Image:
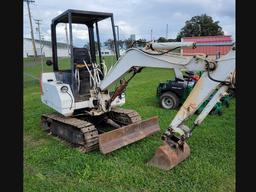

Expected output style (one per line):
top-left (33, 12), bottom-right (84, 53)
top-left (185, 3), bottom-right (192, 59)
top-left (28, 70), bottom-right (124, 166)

top-left (199, 24), bottom-right (201, 36)
top-left (24, 0), bottom-right (37, 57)
top-left (166, 24), bottom-right (168, 39)
top-left (115, 25), bottom-right (120, 56)
top-left (150, 29), bottom-right (153, 41)
top-left (34, 19), bottom-right (42, 56)
top-left (64, 24), bottom-right (70, 55)
top-left (115, 25), bottom-right (120, 42)
top-left (34, 19), bottom-right (44, 71)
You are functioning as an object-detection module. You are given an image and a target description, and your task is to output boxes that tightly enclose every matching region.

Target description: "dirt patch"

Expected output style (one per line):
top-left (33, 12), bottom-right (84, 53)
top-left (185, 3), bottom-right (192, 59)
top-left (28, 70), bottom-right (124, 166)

top-left (24, 134), bottom-right (48, 149)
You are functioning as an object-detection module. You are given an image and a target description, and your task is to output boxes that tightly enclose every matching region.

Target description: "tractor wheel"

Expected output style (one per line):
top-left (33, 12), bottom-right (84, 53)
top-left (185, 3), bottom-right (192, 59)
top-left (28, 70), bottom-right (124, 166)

top-left (160, 92), bottom-right (179, 109)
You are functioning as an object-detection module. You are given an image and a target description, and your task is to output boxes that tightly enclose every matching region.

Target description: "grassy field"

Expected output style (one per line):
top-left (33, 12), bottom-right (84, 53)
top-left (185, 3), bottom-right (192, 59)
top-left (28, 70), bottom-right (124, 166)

top-left (24, 56), bottom-right (235, 192)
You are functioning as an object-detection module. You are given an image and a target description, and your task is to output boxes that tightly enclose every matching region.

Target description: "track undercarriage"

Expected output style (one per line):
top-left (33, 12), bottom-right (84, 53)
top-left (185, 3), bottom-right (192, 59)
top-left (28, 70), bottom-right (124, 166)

top-left (41, 108), bottom-right (160, 154)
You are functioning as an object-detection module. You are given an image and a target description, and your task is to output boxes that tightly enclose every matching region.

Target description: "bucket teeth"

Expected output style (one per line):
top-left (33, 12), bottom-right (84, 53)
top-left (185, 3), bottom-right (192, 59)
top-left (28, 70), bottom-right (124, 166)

top-left (148, 142), bottom-right (190, 170)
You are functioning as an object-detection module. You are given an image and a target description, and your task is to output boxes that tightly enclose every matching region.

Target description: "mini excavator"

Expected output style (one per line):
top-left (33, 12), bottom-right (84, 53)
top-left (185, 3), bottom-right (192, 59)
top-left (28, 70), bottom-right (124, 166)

top-left (41, 9), bottom-right (235, 170)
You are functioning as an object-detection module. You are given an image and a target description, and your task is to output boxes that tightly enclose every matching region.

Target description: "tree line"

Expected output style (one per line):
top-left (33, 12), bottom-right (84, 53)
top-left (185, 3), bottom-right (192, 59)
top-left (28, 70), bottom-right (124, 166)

top-left (86, 14), bottom-right (225, 52)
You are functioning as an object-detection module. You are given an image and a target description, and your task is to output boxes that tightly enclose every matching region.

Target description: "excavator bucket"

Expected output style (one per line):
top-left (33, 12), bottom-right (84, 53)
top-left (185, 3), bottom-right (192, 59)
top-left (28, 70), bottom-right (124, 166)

top-left (99, 116), bottom-right (160, 154)
top-left (148, 142), bottom-right (190, 170)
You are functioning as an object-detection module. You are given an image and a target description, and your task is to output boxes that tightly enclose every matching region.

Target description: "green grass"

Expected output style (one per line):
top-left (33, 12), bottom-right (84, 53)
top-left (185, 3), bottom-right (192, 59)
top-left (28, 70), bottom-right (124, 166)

top-left (24, 56), bottom-right (235, 192)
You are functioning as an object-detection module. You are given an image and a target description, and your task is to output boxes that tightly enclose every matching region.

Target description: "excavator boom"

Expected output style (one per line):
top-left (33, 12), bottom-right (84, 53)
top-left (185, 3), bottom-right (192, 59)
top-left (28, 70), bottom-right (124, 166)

top-left (100, 48), bottom-right (206, 91)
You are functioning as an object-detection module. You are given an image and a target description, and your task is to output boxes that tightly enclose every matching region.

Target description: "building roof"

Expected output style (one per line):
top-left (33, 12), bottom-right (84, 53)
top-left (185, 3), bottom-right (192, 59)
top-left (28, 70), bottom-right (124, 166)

top-left (24, 38), bottom-right (69, 48)
top-left (181, 35), bottom-right (232, 55)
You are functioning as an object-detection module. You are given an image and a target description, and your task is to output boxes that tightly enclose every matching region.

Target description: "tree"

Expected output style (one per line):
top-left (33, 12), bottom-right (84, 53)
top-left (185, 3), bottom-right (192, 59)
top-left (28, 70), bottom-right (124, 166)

top-left (122, 38), bottom-right (147, 48)
top-left (157, 37), bottom-right (176, 42)
top-left (104, 39), bottom-right (115, 51)
top-left (136, 38), bottom-right (147, 47)
top-left (157, 37), bottom-right (168, 42)
top-left (167, 38), bottom-right (176, 42)
top-left (176, 14), bottom-right (224, 41)
top-left (123, 38), bottom-right (133, 48)
top-left (117, 40), bottom-right (125, 49)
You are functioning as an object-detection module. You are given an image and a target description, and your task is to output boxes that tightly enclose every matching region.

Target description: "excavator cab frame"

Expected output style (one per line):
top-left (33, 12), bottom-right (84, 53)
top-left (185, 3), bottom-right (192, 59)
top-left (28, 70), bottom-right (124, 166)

top-left (50, 9), bottom-right (119, 71)
top-left (48, 9), bottom-right (120, 101)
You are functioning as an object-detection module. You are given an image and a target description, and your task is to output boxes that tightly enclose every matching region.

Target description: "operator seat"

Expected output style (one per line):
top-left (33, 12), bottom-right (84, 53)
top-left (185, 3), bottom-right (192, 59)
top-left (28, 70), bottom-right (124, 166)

top-left (73, 47), bottom-right (92, 65)
top-left (73, 48), bottom-right (92, 99)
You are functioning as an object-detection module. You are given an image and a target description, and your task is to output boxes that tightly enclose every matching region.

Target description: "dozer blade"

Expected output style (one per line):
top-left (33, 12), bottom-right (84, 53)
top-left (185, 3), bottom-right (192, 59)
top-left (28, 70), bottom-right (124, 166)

top-left (99, 116), bottom-right (160, 154)
top-left (148, 142), bottom-right (190, 170)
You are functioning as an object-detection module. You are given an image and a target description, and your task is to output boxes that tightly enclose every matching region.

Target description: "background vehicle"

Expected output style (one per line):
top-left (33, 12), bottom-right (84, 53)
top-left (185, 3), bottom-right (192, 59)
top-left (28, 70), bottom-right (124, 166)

top-left (156, 71), bottom-right (234, 115)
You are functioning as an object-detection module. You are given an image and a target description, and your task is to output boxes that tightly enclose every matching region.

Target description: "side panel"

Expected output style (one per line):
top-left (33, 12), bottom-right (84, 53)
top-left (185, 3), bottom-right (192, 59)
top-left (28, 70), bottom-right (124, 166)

top-left (41, 73), bottom-right (74, 116)
top-left (41, 72), bottom-right (124, 116)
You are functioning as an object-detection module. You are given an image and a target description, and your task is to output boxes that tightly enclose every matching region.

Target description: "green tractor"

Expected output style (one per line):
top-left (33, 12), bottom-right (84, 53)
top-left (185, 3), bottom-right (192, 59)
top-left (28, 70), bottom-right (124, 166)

top-left (156, 71), bottom-right (234, 115)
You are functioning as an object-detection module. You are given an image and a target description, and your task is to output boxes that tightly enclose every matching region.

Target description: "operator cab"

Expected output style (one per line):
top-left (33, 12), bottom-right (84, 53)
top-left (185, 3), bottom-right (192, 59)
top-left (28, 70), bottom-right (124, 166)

top-left (47, 9), bottom-right (119, 101)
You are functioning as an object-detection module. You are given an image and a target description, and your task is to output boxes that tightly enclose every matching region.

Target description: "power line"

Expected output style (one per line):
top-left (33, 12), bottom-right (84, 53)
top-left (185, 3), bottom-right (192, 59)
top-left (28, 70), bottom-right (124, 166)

top-left (34, 19), bottom-right (42, 52)
top-left (34, 18), bottom-right (44, 72)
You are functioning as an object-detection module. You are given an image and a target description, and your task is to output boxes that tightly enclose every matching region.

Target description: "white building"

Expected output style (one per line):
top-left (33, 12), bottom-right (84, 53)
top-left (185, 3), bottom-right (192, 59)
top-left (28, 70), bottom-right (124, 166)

top-left (23, 38), bottom-right (70, 58)
top-left (100, 48), bottom-right (114, 56)
top-left (98, 48), bottom-right (127, 56)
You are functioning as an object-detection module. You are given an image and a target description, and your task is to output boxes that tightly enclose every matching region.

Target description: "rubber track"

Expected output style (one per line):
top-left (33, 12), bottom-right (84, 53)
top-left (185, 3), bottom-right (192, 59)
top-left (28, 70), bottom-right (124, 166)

top-left (41, 108), bottom-right (142, 153)
top-left (109, 108), bottom-right (142, 125)
top-left (41, 113), bottom-right (98, 152)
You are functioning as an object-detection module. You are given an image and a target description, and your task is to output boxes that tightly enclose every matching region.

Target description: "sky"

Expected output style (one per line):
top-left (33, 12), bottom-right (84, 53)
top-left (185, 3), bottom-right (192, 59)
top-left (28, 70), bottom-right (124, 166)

top-left (23, 0), bottom-right (235, 47)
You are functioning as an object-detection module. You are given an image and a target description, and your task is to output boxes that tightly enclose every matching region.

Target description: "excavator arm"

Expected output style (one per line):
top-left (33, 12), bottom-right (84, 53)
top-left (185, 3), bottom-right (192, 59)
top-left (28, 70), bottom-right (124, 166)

top-left (149, 45), bottom-right (235, 170)
top-left (163, 47), bottom-right (235, 137)
top-left (99, 42), bottom-right (235, 170)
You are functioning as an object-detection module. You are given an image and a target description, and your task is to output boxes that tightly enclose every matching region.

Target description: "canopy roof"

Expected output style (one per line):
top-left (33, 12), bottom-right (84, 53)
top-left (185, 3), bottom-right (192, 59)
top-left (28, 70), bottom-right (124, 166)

top-left (52, 9), bottom-right (113, 25)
